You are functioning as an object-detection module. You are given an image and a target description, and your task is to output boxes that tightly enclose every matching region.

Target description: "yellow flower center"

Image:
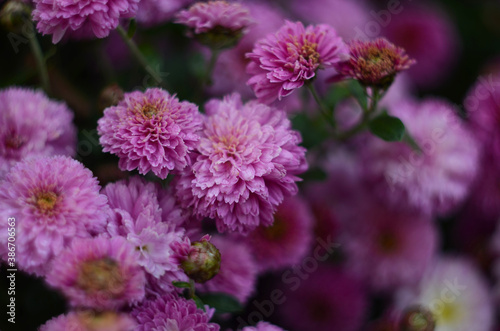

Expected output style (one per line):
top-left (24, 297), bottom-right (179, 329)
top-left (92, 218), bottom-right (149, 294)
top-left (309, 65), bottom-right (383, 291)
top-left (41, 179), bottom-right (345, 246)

top-left (77, 258), bottom-right (124, 295)
top-left (34, 191), bottom-right (58, 214)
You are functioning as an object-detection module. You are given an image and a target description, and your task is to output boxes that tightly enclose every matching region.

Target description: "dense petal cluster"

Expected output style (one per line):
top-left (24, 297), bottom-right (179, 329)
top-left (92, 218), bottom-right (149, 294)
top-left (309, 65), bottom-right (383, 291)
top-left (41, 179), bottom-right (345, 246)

top-left (176, 0), bottom-right (252, 34)
top-left (39, 311), bottom-right (136, 331)
top-left (333, 38), bottom-right (415, 88)
top-left (132, 293), bottom-right (220, 331)
top-left (246, 20), bottom-right (348, 103)
top-left (0, 87), bottom-right (76, 178)
top-left (0, 156), bottom-right (108, 275)
top-left (46, 237), bottom-right (146, 310)
top-left (361, 99), bottom-right (479, 216)
top-left (32, 0), bottom-right (139, 43)
top-left (175, 93), bottom-right (307, 233)
top-left (98, 88), bottom-right (203, 179)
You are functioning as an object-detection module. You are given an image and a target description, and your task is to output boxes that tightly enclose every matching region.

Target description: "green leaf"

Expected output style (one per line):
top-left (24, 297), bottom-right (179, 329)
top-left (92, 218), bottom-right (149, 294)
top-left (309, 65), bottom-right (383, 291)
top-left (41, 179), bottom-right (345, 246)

top-left (193, 295), bottom-right (206, 311)
top-left (127, 19), bottom-right (137, 38)
top-left (197, 293), bottom-right (243, 314)
top-left (172, 281), bottom-right (191, 289)
top-left (368, 114), bottom-right (405, 142)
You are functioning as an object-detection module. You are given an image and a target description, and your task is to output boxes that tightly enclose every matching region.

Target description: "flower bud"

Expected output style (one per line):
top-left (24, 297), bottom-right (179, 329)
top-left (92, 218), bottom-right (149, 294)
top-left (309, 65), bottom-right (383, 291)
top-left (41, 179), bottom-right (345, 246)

top-left (399, 305), bottom-right (436, 331)
top-left (181, 235), bottom-right (221, 283)
top-left (0, 1), bottom-right (31, 33)
top-left (98, 84), bottom-right (124, 112)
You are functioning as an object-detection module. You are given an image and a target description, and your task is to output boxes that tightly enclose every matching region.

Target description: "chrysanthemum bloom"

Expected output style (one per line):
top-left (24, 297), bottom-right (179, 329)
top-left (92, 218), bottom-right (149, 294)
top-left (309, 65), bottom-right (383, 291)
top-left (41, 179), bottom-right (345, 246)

top-left (132, 293), bottom-right (220, 331)
top-left (0, 156), bottom-right (108, 275)
top-left (397, 257), bottom-right (493, 331)
top-left (277, 265), bottom-right (367, 331)
top-left (242, 322), bottom-right (285, 331)
top-left (136, 0), bottom-right (194, 27)
top-left (46, 237), bottom-right (146, 310)
top-left (246, 20), bottom-right (348, 104)
top-left (341, 200), bottom-right (438, 292)
top-left (244, 195), bottom-right (314, 272)
top-left (332, 38), bottom-right (416, 88)
top-left (197, 236), bottom-right (257, 303)
top-left (98, 88), bottom-right (203, 179)
top-left (32, 0), bottom-right (139, 43)
top-left (176, 0), bottom-right (252, 49)
top-left (0, 87), bottom-right (76, 178)
top-left (382, 4), bottom-right (460, 88)
top-left (103, 177), bottom-right (188, 284)
top-left (174, 93), bottom-right (307, 233)
top-left (361, 99), bottom-right (479, 216)
top-left (39, 311), bottom-right (137, 331)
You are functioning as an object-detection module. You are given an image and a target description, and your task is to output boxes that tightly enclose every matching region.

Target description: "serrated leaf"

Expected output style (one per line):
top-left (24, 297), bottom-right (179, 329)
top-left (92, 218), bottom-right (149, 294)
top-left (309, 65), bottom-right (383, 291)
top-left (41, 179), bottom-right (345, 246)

top-left (172, 281), bottom-right (191, 289)
top-left (197, 293), bottom-right (243, 314)
top-left (368, 114), bottom-right (405, 142)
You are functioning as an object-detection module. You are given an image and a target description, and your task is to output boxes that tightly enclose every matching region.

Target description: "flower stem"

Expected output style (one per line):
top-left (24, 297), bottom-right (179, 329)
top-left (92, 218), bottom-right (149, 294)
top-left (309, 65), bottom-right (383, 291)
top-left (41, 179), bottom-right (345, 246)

top-left (116, 25), bottom-right (164, 86)
top-left (306, 83), bottom-right (335, 127)
top-left (28, 24), bottom-right (50, 94)
top-left (205, 48), bottom-right (220, 86)
top-left (188, 279), bottom-right (196, 299)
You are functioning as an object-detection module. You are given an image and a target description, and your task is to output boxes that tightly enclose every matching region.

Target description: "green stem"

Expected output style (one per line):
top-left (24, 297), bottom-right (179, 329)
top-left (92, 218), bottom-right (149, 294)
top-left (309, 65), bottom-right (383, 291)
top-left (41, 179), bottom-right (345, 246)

top-left (306, 83), bottom-right (335, 127)
top-left (188, 279), bottom-right (196, 299)
top-left (28, 25), bottom-right (50, 94)
top-left (116, 25), bottom-right (164, 86)
top-left (205, 49), bottom-right (220, 86)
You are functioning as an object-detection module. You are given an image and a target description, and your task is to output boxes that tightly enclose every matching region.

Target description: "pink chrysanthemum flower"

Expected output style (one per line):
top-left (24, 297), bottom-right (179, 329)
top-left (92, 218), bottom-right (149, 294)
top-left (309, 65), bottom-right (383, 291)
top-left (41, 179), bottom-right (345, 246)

top-left (341, 200), bottom-right (438, 292)
top-left (132, 293), bottom-right (219, 331)
top-left (361, 99), bottom-right (479, 216)
top-left (332, 38), bottom-right (415, 88)
top-left (176, 0), bottom-right (252, 49)
top-left (32, 0), bottom-right (139, 43)
top-left (98, 88), bottom-right (203, 179)
top-left (397, 257), bottom-right (494, 331)
top-left (0, 87), bottom-right (76, 178)
top-left (197, 236), bottom-right (257, 304)
top-left (246, 20), bottom-right (348, 104)
top-left (136, 0), bottom-right (194, 27)
top-left (242, 322), bottom-right (285, 331)
top-left (39, 311), bottom-right (136, 331)
top-left (103, 177), bottom-right (188, 284)
top-left (244, 195), bottom-right (314, 272)
top-left (174, 93), bottom-right (307, 234)
top-left (277, 265), bottom-right (367, 331)
top-left (46, 237), bottom-right (146, 310)
top-left (0, 156), bottom-right (108, 275)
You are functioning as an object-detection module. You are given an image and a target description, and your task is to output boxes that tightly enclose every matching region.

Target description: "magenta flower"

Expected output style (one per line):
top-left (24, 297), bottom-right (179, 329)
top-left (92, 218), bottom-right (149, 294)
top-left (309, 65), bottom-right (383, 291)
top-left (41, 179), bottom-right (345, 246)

top-left (136, 0), bottom-right (194, 27)
top-left (246, 20), bottom-right (348, 104)
top-left (32, 0), bottom-right (139, 43)
top-left (46, 237), bottom-right (146, 310)
top-left (98, 88), bottom-right (203, 179)
top-left (244, 195), bottom-right (314, 272)
top-left (332, 38), bottom-right (415, 88)
top-left (197, 236), bottom-right (257, 304)
top-left (132, 293), bottom-right (220, 331)
top-left (39, 311), bottom-right (136, 331)
top-left (176, 0), bottom-right (252, 49)
top-left (0, 87), bottom-right (76, 178)
top-left (0, 156), bottom-right (108, 276)
top-left (174, 93), bottom-right (307, 233)
top-left (361, 99), bottom-right (479, 216)
top-left (242, 322), bottom-right (285, 331)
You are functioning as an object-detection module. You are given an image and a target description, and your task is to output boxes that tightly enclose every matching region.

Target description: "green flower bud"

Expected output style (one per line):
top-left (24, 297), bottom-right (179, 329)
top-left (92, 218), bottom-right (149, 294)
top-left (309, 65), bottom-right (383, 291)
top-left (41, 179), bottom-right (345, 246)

top-left (400, 305), bottom-right (436, 331)
top-left (0, 1), bottom-right (31, 33)
top-left (181, 236), bottom-right (221, 283)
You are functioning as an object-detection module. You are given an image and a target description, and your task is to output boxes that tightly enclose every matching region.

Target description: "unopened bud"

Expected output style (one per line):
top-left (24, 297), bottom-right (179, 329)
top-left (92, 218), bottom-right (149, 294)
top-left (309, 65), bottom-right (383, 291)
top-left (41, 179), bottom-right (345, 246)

top-left (98, 84), bottom-right (124, 111)
top-left (181, 236), bottom-right (221, 283)
top-left (0, 1), bottom-right (31, 33)
top-left (399, 305), bottom-right (436, 331)
top-left (195, 26), bottom-right (245, 50)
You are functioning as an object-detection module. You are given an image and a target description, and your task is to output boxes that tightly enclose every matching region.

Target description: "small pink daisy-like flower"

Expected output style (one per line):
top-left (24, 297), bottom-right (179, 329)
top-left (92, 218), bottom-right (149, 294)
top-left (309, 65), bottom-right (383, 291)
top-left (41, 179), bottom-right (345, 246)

top-left (46, 237), bottom-right (146, 310)
top-left (244, 195), bottom-right (314, 272)
top-left (0, 156), bottom-right (108, 275)
top-left (174, 93), bottom-right (307, 234)
top-left (246, 20), bottom-right (348, 104)
top-left (0, 87), bottom-right (76, 178)
top-left (132, 293), bottom-right (220, 331)
top-left (197, 236), bottom-right (257, 304)
top-left (242, 322), bottom-right (285, 331)
top-left (176, 0), bottom-right (252, 49)
top-left (39, 311), bottom-right (137, 331)
top-left (32, 0), bottom-right (139, 43)
top-left (332, 38), bottom-right (416, 88)
top-left (98, 88), bottom-right (203, 179)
